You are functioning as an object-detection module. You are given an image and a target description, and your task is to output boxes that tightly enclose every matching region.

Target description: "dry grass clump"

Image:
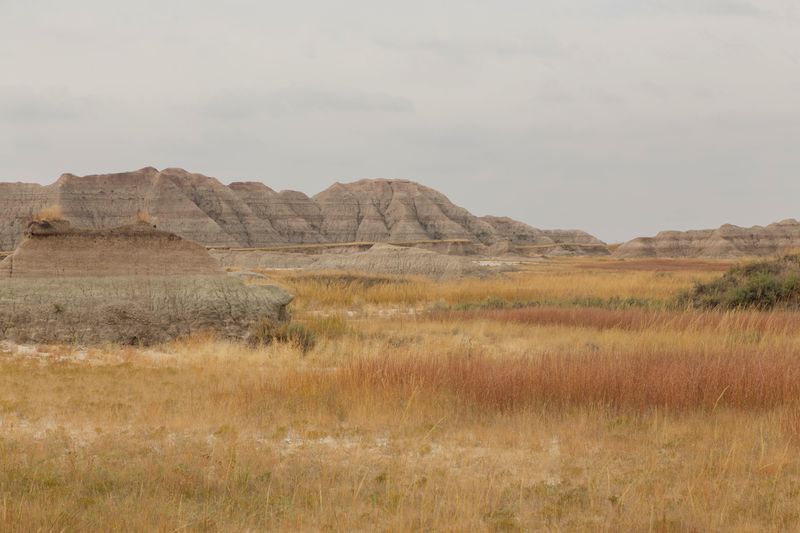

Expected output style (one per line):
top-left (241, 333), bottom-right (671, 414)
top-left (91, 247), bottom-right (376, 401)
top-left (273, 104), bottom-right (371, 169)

top-left (249, 318), bottom-right (317, 354)
top-left (135, 209), bottom-right (153, 224)
top-left (32, 204), bottom-right (64, 221)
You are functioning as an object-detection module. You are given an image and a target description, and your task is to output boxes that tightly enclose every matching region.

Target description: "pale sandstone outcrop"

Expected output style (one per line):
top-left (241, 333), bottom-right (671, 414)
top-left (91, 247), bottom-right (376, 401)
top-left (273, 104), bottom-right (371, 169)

top-left (615, 219), bottom-right (800, 258)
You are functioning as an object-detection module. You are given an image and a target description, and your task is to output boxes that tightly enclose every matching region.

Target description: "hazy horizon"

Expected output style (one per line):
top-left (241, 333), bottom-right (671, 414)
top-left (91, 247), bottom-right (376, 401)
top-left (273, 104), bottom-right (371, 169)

top-left (2, 165), bottom-right (798, 244)
top-left (2, 0), bottom-right (798, 242)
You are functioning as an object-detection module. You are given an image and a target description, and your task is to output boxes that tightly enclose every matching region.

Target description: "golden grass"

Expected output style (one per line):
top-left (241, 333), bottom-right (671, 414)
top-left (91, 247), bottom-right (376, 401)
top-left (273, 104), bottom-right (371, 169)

top-left (269, 264), bottom-right (722, 310)
top-left (438, 306), bottom-right (800, 335)
top-left (2, 258), bottom-right (800, 531)
top-left (32, 204), bottom-right (64, 222)
top-left (134, 209), bottom-right (153, 224)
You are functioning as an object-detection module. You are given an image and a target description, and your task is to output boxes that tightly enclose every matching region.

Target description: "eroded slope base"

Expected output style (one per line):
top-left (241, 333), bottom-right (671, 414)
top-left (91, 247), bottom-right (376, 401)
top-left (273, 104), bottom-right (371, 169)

top-left (0, 276), bottom-right (292, 345)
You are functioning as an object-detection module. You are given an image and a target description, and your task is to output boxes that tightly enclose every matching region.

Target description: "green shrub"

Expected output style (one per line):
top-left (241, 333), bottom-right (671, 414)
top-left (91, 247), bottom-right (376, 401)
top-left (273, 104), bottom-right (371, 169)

top-left (680, 255), bottom-right (800, 310)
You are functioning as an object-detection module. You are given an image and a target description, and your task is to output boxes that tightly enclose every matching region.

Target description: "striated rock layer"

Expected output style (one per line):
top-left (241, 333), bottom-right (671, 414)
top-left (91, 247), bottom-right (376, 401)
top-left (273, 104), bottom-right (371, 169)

top-left (615, 219), bottom-right (800, 258)
top-left (479, 216), bottom-right (609, 256)
top-left (0, 167), bottom-right (606, 254)
top-left (0, 219), bottom-right (294, 345)
top-left (1, 219), bottom-right (223, 278)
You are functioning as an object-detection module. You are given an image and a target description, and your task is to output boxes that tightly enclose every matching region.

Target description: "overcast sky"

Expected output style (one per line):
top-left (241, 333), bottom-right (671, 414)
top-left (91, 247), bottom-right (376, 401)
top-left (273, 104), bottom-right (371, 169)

top-left (2, 0), bottom-right (798, 242)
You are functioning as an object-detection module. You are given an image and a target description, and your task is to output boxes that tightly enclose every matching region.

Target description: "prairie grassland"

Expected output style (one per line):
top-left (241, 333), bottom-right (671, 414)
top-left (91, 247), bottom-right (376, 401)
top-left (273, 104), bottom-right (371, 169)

top-left (2, 258), bottom-right (800, 531)
top-left (272, 259), bottom-right (725, 310)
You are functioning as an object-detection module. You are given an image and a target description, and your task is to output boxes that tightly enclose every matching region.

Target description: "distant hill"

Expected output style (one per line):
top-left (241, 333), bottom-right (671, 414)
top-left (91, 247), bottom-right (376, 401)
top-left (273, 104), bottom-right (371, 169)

top-left (615, 219), bottom-right (800, 258)
top-left (0, 167), bottom-right (606, 254)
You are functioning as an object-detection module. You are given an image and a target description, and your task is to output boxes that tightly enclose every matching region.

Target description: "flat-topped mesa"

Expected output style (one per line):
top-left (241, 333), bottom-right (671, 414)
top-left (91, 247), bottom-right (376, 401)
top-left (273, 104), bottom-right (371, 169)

top-left (1, 219), bottom-right (224, 278)
top-left (615, 219), bottom-right (800, 258)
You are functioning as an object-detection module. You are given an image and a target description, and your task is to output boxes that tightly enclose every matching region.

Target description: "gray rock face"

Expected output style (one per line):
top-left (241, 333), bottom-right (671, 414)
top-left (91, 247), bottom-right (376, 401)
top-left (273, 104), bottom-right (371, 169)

top-left (0, 168), bottom-right (605, 253)
top-left (480, 216), bottom-right (555, 245)
top-left (313, 179), bottom-right (497, 244)
top-left (0, 183), bottom-right (57, 250)
top-left (615, 219), bottom-right (800, 258)
top-left (228, 182), bottom-right (324, 244)
top-left (479, 216), bottom-right (609, 256)
top-left (541, 229), bottom-right (606, 246)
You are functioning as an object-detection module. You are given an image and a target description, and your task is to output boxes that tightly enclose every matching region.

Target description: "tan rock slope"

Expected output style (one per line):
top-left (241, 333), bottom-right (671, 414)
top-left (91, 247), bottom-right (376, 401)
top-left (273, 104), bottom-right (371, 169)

top-left (0, 218), bottom-right (293, 345)
top-left (0, 182), bottom-right (55, 250)
top-left (0, 168), bottom-right (605, 255)
top-left (313, 179), bottom-right (497, 244)
top-left (480, 216), bottom-right (608, 256)
top-left (1, 219), bottom-right (223, 278)
top-left (615, 219), bottom-right (800, 258)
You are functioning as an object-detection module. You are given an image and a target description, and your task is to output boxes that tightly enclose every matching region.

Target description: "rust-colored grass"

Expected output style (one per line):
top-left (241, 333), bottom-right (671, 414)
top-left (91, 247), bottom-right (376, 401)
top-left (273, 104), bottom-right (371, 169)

top-left (438, 306), bottom-right (800, 334)
top-left (342, 348), bottom-right (800, 411)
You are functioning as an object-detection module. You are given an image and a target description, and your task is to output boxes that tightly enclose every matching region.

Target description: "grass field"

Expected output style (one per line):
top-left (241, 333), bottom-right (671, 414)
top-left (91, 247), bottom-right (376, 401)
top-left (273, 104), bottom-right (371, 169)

top-left (2, 257), bottom-right (800, 531)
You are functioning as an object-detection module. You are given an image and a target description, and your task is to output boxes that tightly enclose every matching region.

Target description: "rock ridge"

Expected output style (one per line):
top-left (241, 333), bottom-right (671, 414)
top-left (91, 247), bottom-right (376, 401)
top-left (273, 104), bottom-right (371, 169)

top-left (615, 219), bottom-right (800, 258)
top-left (0, 167), bottom-right (606, 254)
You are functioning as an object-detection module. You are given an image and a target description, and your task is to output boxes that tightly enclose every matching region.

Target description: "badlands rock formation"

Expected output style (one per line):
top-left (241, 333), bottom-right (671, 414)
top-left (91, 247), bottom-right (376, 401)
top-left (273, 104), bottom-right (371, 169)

top-left (480, 216), bottom-right (605, 246)
top-left (0, 218), bottom-right (293, 345)
top-left (0, 219), bottom-right (223, 278)
top-left (0, 168), bottom-right (606, 255)
top-left (479, 216), bottom-right (608, 256)
top-left (615, 219), bottom-right (800, 258)
top-left (314, 180), bottom-right (498, 244)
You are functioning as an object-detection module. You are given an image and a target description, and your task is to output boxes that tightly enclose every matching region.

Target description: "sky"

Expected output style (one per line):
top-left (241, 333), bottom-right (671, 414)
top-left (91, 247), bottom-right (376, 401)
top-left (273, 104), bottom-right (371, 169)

top-left (1, 0), bottom-right (798, 242)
